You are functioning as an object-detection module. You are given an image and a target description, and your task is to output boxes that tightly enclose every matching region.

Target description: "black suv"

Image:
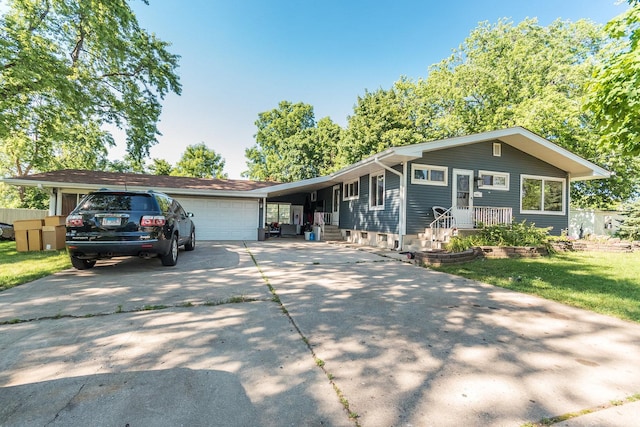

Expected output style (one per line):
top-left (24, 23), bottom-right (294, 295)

top-left (66, 189), bottom-right (195, 269)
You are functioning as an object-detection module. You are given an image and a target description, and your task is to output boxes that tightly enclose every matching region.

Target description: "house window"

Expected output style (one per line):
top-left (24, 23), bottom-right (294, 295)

top-left (478, 170), bottom-right (510, 191)
top-left (493, 143), bottom-right (502, 157)
top-left (343, 179), bottom-right (359, 200)
top-left (411, 164), bottom-right (448, 186)
top-left (266, 203), bottom-right (291, 224)
top-left (370, 173), bottom-right (385, 209)
top-left (520, 175), bottom-right (566, 215)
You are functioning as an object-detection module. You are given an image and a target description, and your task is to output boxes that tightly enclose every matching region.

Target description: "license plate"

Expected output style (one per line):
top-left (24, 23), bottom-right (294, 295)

top-left (102, 217), bottom-right (121, 226)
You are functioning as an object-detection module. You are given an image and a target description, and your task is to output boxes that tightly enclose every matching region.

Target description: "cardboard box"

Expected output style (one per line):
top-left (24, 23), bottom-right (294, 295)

top-left (13, 219), bottom-right (44, 231)
top-left (44, 215), bottom-right (67, 226)
top-left (15, 230), bottom-right (29, 252)
top-left (42, 225), bottom-right (66, 250)
top-left (27, 229), bottom-right (42, 251)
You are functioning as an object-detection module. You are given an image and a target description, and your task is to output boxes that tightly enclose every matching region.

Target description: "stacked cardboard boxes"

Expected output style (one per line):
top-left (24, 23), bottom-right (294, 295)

top-left (14, 215), bottom-right (67, 252)
top-left (13, 219), bottom-right (44, 252)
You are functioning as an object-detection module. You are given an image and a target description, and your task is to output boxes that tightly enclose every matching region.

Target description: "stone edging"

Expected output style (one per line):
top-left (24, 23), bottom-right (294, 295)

top-left (415, 239), bottom-right (640, 267)
top-left (552, 240), bottom-right (640, 253)
top-left (415, 246), bottom-right (548, 267)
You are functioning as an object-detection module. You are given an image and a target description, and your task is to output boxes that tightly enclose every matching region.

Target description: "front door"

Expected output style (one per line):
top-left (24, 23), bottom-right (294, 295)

top-left (452, 169), bottom-right (474, 228)
top-left (332, 185), bottom-right (340, 226)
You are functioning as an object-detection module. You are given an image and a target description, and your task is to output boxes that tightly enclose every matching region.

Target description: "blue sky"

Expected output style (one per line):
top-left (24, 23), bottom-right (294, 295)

top-left (119, 0), bottom-right (628, 179)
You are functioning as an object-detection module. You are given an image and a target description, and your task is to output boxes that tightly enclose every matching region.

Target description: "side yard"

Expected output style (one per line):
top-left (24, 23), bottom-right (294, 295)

top-left (0, 240), bottom-right (70, 291)
top-left (431, 251), bottom-right (640, 323)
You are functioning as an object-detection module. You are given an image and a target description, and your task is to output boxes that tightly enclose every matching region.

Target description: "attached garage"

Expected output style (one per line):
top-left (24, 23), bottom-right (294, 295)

top-left (1, 170), bottom-right (276, 242)
top-left (177, 197), bottom-right (260, 241)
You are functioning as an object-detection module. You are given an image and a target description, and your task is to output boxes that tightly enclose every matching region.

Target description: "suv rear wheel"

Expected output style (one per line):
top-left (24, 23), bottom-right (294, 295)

top-left (71, 256), bottom-right (97, 270)
top-left (160, 234), bottom-right (178, 266)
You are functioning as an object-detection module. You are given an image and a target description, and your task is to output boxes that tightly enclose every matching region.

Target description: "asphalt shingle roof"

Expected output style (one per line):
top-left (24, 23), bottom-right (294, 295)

top-left (15, 169), bottom-right (278, 192)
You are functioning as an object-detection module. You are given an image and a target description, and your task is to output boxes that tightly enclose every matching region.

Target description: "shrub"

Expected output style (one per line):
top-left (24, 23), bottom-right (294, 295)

top-left (444, 221), bottom-right (553, 252)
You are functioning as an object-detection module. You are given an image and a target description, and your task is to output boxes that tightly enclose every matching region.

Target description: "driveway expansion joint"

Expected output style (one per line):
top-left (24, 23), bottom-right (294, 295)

top-left (244, 243), bottom-right (361, 426)
top-left (0, 296), bottom-right (273, 325)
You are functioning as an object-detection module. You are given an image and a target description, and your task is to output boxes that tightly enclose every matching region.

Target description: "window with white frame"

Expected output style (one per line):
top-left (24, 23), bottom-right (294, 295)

top-left (369, 172), bottom-right (385, 209)
top-left (343, 179), bottom-right (359, 200)
top-left (520, 175), bottom-right (566, 214)
top-left (411, 164), bottom-right (448, 186)
top-left (493, 142), bottom-right (502, 157)
top-left (266, 203), bottom-right (291, 224)
top-left (478, 170), bottom-right (510, 190)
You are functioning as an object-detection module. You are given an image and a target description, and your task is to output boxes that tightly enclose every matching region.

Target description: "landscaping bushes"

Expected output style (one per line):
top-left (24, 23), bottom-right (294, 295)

top-left (445, 221), bottom-right (553, 252)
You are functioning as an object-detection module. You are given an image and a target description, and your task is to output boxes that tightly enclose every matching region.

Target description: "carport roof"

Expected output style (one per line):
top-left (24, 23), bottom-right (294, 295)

top-left (2, 169), bottom-right (278, 197)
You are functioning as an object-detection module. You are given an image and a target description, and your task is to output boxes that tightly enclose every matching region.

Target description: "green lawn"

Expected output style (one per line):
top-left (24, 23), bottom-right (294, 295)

top-left (0, 240), bottom-right (70, 291)
top-left (432, 251), bottom-right (640, 323)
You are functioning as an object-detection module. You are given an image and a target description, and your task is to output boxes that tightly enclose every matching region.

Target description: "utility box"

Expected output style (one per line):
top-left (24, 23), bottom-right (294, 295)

top-left (42, 225), bottom-right (66, 250)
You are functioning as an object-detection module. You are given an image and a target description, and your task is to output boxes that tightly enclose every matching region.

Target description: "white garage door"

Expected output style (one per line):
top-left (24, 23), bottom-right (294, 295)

top-left (177, 197), bottom-right (259, 241)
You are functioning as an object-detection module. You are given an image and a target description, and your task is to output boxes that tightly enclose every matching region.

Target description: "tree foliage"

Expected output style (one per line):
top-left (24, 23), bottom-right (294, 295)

top-left (339, 81), bottom-right (425, 165)
top-left (339, 18), bottom-right (638, 208)
top-left (586, 1), bottom-right (640, 157)
top-left (149, 158), bottom-right (173, 176)
top-left (244, 101), bottom-right (342, 182)
top-left (172, 142), bottom-right (227, 179)
top-left (616, 199), bottom-right (640, 240)
top-left (0, 0), bottom-right (181, 183)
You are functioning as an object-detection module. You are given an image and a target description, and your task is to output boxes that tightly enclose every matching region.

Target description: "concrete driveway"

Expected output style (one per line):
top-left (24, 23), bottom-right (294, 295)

top-left (1, 240), bottom-right (639, 426)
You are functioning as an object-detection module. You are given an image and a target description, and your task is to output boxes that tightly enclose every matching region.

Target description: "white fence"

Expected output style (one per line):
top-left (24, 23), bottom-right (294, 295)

top-left (0, 208), bottom-right (49, 224)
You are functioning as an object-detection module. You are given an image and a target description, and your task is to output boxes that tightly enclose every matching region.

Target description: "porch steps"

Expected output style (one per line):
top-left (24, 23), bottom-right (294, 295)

top-left (322, 225), bottom-right (344, 241)
top-left (404, 228), bottom-right (456, 252)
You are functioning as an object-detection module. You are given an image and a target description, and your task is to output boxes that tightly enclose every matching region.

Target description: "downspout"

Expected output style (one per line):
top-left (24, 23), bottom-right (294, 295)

top-left (374, 158), bottom-right (406, 250)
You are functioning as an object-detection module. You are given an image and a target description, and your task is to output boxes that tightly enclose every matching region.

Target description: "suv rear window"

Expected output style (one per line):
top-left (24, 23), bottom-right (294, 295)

top-left (79, 194), bottom-right (156, 212)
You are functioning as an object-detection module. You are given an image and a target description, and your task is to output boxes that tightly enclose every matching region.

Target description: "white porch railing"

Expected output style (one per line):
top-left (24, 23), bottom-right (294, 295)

top-left (473, 206), bottom-right (513, 227)
top-left (430, 206), bottom-right (513, 241)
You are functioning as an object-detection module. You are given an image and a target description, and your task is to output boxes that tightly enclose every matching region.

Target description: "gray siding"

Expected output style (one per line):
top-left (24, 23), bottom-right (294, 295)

top-left (406, 140), bottom-right (569, 235)
top-left (339, 167), bottom-right (400, 234)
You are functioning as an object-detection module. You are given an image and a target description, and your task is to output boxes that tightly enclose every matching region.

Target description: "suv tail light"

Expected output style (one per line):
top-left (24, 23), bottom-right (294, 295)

top-left (66, 214), bottom-right (84, 227)
top-left (141, 215), bottom-right (166, 227)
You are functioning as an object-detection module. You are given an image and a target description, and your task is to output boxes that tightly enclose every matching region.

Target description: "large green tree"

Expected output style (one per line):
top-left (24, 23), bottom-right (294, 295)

top-left (586, 1), bottom-right (640, 157)
top-left (172, 142), bottom-right (227, 179)
top-left (339, 80), bottom-right (426, 165)
top-left (0, 0), bottom-right (181, 189)
top-left (244, 101), bottom-right (342, 182)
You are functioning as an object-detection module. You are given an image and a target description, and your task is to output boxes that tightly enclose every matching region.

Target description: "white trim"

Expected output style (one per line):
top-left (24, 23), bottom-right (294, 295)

top-left (369, 171), bottom-right (385, 210)
top-left (410, 164), bottom-right (448, 186)
top-left (478, 170), bottom-right (510, 191)
top-left (493, 142), bottom-right (502, 157)
top-left (310, 191), bottom-right (317, 202)
top-left (342, 179), bottom-right (359, 200)
top-left (332, 185), bottom-right (340, 226)
top-left (520, 174), bottom-right (566, 215)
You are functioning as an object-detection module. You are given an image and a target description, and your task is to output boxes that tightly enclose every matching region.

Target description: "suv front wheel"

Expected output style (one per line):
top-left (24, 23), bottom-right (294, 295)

top-left (160, 234), bottom-right (179, 266)
top-left (185, 229), bottom-right (195, 251)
